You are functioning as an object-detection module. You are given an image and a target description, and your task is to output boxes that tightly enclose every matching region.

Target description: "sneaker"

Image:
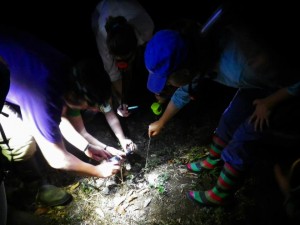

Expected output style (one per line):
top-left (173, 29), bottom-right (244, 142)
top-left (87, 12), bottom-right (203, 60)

top-left (36, 184), bottom-right (72, 207)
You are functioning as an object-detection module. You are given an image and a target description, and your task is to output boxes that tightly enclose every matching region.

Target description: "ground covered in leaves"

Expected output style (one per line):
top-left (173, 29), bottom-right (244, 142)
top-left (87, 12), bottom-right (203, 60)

top-left (4, 84), bottom-right (291, 225)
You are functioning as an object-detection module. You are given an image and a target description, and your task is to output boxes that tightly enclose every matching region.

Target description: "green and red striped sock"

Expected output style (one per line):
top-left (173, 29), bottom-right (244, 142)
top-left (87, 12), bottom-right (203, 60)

top-left (186, 135), bottom-right (226, 173)
top-left (187, 163), bottom-right (241, 206)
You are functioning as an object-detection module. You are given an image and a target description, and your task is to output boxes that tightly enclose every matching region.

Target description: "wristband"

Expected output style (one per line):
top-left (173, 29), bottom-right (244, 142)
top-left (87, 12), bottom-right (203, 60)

top-left (84, 144), bottom-right (89, 152)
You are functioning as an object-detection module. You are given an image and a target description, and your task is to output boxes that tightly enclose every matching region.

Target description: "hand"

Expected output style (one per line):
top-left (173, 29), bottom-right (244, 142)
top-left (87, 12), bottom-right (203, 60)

top-left (119, 138), bottom-right (137, 154)
top-left (148, 121), bottom-right (164, 137)
top-left (249, 98), bottom-right (271, 131)
top-left (84, 144), bottom-right (112, 161)
top-left (106, 146), bottom-right (126, 158)
top-left (117, 104), bottom-right (130, 117)
top-left (96, 160), bottom-right (121, 178)
top-left (105, 145), bottom-right (126, 157)
top-left (155, 94), bottom-right (168, 104)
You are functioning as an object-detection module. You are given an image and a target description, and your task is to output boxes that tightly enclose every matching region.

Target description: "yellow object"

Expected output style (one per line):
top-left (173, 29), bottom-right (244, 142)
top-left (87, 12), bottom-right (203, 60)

top-left (151, 102), bottom-right (162, 115)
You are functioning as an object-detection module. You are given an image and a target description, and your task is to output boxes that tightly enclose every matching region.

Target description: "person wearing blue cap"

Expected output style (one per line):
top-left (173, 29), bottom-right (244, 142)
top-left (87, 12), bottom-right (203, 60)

top-left (145, 21), bottom-right (300, 206)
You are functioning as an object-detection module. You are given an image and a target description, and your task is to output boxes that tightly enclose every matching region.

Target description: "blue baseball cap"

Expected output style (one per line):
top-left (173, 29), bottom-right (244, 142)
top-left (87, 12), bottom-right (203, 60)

top-left (145, 30), bottom-right (188, 94)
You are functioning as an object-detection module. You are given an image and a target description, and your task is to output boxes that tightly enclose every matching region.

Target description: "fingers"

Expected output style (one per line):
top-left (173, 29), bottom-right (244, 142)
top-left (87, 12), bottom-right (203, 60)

top-left (92, 155), bottom-right (103, 161)
top-left (266, 118), bottom-right (270, 128)
top-left (103, 150), bottom-right (112, 159)
top-left (117, 104), bottom-right (130, 117)
top-left (259, 119), bottom-right (264, 132)
top-left (125, 141), bottom-right (137, 152)
top-left (112, 165), bottom-right (121, 174)
top-left (148, 125), bottom-right (154, 137)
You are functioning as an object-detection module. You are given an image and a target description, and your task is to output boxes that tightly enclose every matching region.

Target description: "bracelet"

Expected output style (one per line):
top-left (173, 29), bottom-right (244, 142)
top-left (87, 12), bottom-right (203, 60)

top-left (83, 144), bottom-right (89, 152)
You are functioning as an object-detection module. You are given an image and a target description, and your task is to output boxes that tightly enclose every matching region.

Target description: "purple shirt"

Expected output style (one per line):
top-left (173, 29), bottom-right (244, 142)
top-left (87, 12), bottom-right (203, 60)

top-left (0, 26), bottom-right (71, 143)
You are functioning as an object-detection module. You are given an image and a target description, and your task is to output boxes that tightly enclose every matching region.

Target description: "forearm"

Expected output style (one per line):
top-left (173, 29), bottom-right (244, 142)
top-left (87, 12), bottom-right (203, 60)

top-left (81, 132), bottom-right (107, 149)
top-left (104, 111), bottom-right (126, 141)
top-left (112, 79), bottom-right (122, 104)
top-left (35, 137), bottom-right (102, 177)
top-left (60, 116), bottom-right (107, 150)
top-left (59, 117), bottom-right (89, 151)
top-left (158, 101), bottom-right (180, 126)
top-left (266, 88), bottom-right (293, 109)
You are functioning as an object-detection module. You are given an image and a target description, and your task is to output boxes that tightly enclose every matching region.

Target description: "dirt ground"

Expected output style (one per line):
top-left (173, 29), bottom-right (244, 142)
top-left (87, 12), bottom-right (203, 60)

top-left (3, 83), bottom-right (294, 225)
top-left (1, 1), bottom-right (300, 225)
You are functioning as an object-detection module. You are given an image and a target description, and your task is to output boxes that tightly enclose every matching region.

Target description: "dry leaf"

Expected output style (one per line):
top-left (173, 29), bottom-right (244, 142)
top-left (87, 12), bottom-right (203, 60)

top-left (143, 198), bottom-right (152, 208)
top-left (139, 188), bottom-right (149, 195)
top-left (115, 205), bottom-right (126, 214)
top-left (69, 182), bottom-right (80, 191)
top-left (114, 196), bottom-right (126, 206)
top-left (127, 194), bottom-right (138, 203)
top-left (34, 207), bottom-right (49, 215)
top-left (127, 189), bottom-right (134, 197)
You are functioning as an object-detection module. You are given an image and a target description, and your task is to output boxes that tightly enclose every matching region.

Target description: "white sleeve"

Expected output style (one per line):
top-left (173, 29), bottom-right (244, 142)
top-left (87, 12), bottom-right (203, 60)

top-left (93, 25), bottom-right (121, 82)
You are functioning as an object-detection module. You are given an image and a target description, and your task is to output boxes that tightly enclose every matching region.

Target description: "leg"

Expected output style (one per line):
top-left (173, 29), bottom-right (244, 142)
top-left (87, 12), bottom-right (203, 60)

top-left (187, 162), bottom-right (242, 205)
top-left (187, 89), bottom-right (266, 173)
top-left (187, 121), bottom-right (260, 206)
top-left (187, 89), bottom-right (269, 205)
top-left (186, 134), bottom-right (226, 172)
top-left (0, 182), bottom-right (7, 225)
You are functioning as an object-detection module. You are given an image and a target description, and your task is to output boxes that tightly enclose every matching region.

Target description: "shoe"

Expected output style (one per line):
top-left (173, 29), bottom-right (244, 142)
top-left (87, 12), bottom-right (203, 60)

top-left (36, 184), bottom-right (72, 207)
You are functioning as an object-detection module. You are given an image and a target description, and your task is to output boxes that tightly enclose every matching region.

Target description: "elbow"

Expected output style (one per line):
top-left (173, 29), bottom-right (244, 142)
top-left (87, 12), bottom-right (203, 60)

top-left (43, 152), bottom-right (72, 171)
top-left (47, 158), bottom-right (69, 170)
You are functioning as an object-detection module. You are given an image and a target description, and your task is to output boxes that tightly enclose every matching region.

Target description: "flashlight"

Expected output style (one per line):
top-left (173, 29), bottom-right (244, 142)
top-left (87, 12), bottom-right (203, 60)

top-left (128, 105), bottom-right (138, 112)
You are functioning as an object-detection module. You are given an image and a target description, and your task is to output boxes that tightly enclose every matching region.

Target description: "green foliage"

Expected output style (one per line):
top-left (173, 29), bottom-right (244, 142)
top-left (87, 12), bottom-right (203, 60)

top-left (150, 173), bottom-right (170, 195)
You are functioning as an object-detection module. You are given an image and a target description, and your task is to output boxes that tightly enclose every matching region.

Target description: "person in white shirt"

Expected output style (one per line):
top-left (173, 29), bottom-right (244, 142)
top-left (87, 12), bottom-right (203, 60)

top-left (91, 0), bottom-right (154, 117)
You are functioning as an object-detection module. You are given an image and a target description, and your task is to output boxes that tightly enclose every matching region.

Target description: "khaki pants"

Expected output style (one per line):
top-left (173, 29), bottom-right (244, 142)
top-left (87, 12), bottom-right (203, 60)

top-left (0, 104), bottom-right (36, 162)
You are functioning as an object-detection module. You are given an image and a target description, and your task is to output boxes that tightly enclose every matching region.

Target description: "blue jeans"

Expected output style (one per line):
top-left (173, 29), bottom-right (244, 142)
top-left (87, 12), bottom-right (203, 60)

top-left (215, 89), bottom-right (270, 171)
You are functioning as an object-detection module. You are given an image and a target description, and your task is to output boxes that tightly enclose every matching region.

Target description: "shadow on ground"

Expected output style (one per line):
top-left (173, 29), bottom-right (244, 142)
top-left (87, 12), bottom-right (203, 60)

top-left (4, 84), bottom-right (293, 225)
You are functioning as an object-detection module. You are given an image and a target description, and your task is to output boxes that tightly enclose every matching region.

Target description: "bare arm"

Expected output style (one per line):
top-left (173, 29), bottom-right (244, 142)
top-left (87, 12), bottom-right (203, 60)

top-left (60, 106), bottom-right (124, 160)
top-left (33, 134), bottom-right (120, 178)
top-left (104, 107), bottom-right (137, 153)
top-left (148, 100), bottom-right (180, 137)
top-left (60, 114), bottom-right (107, 150)
top-left (249, 87), bottom-right (293, 131)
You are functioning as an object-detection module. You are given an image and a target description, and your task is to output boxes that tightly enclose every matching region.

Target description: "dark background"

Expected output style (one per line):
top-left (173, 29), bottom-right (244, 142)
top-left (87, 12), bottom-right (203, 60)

top-left (0, 0), bottom-right (221, 58)
top-left (0, 1), bottom-right (299, 63)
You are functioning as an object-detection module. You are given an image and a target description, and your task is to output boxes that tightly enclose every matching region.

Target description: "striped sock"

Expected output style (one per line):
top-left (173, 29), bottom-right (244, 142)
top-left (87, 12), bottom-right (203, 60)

top-left (200, 135), bottom-right (227, 169)
top-left (187, 135), bottom-right (227, 173)
top-left (187, 163), bottom-right (241, 206)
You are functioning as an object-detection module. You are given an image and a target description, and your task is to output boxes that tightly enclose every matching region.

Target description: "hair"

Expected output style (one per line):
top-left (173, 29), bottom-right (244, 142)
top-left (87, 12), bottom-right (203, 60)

top-left (65, 58), bottom-right (112, 106)
top-left (168, 18), bottom-right (227, 79)
top-left (105, 16), bottom-right (138, 58)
